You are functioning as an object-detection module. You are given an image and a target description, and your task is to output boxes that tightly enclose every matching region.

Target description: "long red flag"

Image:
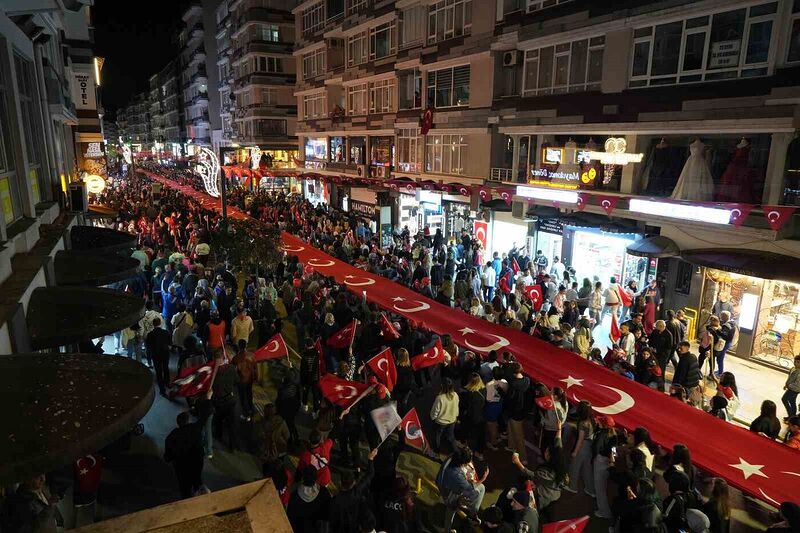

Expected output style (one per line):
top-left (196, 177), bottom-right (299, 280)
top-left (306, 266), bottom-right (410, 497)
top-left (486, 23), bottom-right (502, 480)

top-left (411, 339), bottom-right (444, 370)
top-left (253, 333), bottom-right (288, 361)
top-left (326, 319), bottom-right (357, 348)
top-left (366, 347), bottom-right (397, 391)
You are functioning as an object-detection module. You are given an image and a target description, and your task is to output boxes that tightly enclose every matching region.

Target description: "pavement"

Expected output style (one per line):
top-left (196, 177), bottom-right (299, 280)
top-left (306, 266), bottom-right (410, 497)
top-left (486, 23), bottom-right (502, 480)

top-left (52, 320), bottom-right (778, 532)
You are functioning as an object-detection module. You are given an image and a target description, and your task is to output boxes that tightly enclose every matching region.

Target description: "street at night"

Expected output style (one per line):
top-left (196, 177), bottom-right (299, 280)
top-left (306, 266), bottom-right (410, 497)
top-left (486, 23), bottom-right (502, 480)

top-left (0, 1), bottom-right (799, 532)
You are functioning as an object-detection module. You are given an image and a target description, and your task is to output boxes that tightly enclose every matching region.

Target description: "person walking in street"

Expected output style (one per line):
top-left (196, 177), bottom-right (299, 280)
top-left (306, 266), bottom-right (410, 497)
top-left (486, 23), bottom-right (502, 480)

top-left (430, 378), bottom-right (459, 454)
top-left (164, 410), bottom-right (211, 498)
top-left (588, 281), bottom-right (603, 327)
top-left (145, 317), bottom-right (172, 396)
top-left (232, 339), bottom-right (256, 421)
top-left (649, 320), bottom-right (674, 390)
top-left (601, 277), bottom-right (622, 323)
top-left (564, 400), bottom-right (595, 497)
top-left (482, 261), bottom-right (496, 302)
top-left (211, 351), bottom-right (239, 451)
top-left (230, 304), bottom-right (254, 348)
top-left (781, 355), bottom-right (800, 419)
top-left (504, 362), bottom-right (530, 464)
top-left (460, 373), bottom-right (487, 459)
top-left (716, 311), bottom-right (737, 376)
top-left (672, 341), bottom-right (703, 407)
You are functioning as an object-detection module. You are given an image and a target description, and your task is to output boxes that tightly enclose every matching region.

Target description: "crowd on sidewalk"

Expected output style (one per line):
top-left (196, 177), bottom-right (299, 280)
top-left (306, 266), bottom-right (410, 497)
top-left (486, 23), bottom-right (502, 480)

top-left (5, 162), bottom-right (797, 533)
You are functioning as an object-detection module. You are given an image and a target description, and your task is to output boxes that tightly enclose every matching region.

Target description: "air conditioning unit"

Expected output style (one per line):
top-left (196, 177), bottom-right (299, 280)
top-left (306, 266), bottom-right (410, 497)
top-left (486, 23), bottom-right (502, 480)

top-left (370, 165), bottom-right (389, 179)
top-left (356, 164), bottom-right (368, 177)
top-left (502, 50), bottom-right (520, 67)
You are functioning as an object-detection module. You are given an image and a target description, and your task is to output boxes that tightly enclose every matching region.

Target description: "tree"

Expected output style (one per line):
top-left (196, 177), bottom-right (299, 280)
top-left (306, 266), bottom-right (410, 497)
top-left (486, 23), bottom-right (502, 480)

top-left (210, 218), bottom-right (282, 276)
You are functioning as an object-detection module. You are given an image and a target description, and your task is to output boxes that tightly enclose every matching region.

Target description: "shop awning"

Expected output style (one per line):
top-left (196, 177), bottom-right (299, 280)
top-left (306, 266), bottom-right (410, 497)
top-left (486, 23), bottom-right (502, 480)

top-left (626, 235), bottom-right (680, 258)
top-left (26, 287), bottom-right (145, 350)
top-left (560, 212), bottom-right (639, 234)
top-left (680, 248), bottom-right (800, 283)
top-left (69, 225), bottom-right (136, 253)
top-left (0, 353), bottom-right (154, 484)
top-left (54, 250), bottom-right (141, 286)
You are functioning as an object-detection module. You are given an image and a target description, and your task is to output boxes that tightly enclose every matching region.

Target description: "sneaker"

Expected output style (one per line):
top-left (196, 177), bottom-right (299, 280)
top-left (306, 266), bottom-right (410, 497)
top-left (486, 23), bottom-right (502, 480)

top-left (207, 453), bottom-right (214, 459)
top-left (562, 486), bottom-right (577, 494)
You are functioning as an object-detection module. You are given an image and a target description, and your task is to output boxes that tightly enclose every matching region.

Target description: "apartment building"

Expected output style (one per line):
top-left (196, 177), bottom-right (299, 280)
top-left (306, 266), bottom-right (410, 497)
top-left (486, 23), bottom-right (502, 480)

top-left (123, 92), bottom-right (151, 148)
top-left (159, 59), bottom-right (186, 150)
top-left (180, 5), bottom-right (212, 152)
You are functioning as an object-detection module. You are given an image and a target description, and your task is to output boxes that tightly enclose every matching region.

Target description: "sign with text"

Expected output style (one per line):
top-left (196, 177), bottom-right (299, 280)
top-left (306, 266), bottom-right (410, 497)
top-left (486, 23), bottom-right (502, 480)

top-left (349, 199), bottom-right (377, 217)
top-left (71, 71), bottom-right (97, 110)
top-left (76, 142), bottom-right (107, 178)
top-left (709, 40), bottom-right (741, 69)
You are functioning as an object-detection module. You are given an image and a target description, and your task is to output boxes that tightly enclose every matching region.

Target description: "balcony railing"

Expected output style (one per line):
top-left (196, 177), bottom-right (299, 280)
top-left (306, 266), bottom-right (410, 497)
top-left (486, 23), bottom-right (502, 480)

top-left (491, 168), bottom-right (513, 181)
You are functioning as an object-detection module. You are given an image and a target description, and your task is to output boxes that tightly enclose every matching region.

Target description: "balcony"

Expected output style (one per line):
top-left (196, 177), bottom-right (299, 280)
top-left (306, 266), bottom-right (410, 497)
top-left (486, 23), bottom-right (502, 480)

top-left (189, 47), bottom-right (206, 65)
top-left (234, 72), bottom-right (292, 90)
top-left (190, 69), bottom-right (208, 84)
top-left (233, 40), bottom-right (293, 58)
top-left (191, 113), bottom-right (210, 125)
top-left (231, 7), bottom-right (293, 37)
top-left (192, 92), bottom-right (209, 105)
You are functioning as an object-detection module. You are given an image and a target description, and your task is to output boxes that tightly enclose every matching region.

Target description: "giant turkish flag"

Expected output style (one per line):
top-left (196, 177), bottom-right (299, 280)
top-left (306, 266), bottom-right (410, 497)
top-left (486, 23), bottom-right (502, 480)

top-left (145, 170), bottom-right (800, 507)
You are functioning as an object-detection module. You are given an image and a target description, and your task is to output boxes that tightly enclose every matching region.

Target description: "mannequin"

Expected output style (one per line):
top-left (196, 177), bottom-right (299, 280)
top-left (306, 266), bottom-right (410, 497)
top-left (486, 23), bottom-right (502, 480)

top-left (717, 138), bottom-right (752, 202)
top-left (671, 138), bottom-right (714, 202)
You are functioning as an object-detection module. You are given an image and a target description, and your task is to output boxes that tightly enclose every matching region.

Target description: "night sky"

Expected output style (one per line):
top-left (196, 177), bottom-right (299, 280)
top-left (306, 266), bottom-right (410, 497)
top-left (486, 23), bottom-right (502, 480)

top-left (93, 0), bottom-right (194, 119)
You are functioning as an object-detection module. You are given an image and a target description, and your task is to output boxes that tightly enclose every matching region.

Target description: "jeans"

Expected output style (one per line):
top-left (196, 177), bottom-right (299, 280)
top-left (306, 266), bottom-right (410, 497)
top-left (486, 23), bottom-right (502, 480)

top-left (202, 414), bottom-right (214, 456)
top-left (588, 308), bottom-right (601, 327)
top-left (484, 286), bottom-right (495, 302)
top-left (782, 389), bottom-right (799, 417)
top-left (433, 422), bottom-right (456, 453)
top-left (238, 383), bottom-right (254, 417)
top-left (443, 483), bottom-right (486, 530)
top-left (569, 439), bottom-right (595, 494)
top-left (600, 304), bottom-right (619, 324)
top-left (714, 349), bottom-right (726, 375)
top-left (153, 355), bottom-right (170, 394)
top-left (507, 418), bottom-right (527, 464)
top-left (594, 455), bottom-right (612, 517)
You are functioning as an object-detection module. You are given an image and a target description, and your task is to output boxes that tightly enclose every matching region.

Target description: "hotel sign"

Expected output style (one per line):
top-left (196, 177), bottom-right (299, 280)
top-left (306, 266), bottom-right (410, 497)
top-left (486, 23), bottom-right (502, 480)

top-left (71, 71), bottom-right (97, 110)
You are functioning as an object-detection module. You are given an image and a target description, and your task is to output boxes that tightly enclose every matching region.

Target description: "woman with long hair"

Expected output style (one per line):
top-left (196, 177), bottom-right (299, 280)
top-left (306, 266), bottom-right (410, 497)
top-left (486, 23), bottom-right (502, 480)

top-left (664, 443), bottom-right (696, 490)
top-left (540, 387), bottom-right (567, 453)
top-left (632, 426), bottom-right (656, 472)
top-left (460, 373), bottom-right (487, 458)
top-left (749, 400), bottom-right (782, 440)
top-left (512, 419), bottom-right (567, 518)
top-left (703, 478), bottom-right (731, 533)
top-left (717, 371), bottom-right (740, 418)
top-left (565, 400), bottom-right (595, 496)
top-left (394, 348), bottom-right (415, 415)
top-left (430, 378), bottom-right (459, 453)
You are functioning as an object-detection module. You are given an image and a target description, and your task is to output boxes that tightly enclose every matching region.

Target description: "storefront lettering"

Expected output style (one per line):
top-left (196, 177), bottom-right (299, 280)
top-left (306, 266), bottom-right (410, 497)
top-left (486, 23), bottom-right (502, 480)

top-left (350, 200), bottom-right (376, 217)
top-left (530, 168), bottom-right (580, 183)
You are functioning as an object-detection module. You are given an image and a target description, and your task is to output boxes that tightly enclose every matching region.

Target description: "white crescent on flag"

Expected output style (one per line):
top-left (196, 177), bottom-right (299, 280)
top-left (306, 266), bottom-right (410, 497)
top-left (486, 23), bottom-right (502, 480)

top-left (392, 297), bottom-right (431, 313)
top-left (458, 327), bottom-right (510, 352)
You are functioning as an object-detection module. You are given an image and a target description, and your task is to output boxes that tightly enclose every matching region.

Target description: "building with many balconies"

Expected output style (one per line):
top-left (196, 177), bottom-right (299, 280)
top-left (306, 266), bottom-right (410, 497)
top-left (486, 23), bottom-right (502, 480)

top-left (180, 4), bottom-right (212, 152)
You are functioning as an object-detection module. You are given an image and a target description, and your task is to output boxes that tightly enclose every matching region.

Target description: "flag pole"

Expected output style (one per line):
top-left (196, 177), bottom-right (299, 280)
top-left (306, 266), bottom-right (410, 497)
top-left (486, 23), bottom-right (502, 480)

top-left (339, 384), bottom-right (375, 419)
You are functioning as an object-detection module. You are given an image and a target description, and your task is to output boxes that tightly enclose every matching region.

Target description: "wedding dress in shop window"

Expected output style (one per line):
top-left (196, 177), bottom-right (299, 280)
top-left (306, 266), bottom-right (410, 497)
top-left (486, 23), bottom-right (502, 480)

top-left (670, 139), bottom-right (715, 202)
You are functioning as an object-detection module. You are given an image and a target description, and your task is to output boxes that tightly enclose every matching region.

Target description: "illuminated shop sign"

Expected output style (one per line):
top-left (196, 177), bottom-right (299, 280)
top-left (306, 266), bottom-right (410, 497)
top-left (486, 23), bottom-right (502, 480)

top-left (516, 185), bottom-right (578, 204)
top-left (588, 138), bottom-right (644, 166)
top-left (628, 199), bottom-right (731, 225)
top-left (531, 168), bottom-right (579, 185)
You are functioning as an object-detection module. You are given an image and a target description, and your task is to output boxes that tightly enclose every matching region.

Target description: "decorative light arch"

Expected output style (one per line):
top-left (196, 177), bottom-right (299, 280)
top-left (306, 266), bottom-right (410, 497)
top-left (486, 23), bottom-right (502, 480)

top-left (196, 147), bottom-right (221, 198)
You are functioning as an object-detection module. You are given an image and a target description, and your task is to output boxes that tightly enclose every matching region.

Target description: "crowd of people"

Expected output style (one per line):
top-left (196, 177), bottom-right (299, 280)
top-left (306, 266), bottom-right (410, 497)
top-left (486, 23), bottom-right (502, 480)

top-left (6, 161), bottom-right (795, 533)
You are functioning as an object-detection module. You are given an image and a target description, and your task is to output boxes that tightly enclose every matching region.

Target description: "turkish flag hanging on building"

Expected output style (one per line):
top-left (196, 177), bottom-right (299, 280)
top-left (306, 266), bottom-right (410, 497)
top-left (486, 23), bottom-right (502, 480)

top-left (400, 408), bottom-right (429, 453)
top-left (253, 333), bottom-right (288, 361)
top-left (728, 204), bottom-right (754, 227)
top-left (380, 313), bottom-right (401, 340)
top-left (172, 359), bottom-right (217, 397)
top-left (326, 319), bottom-right (357, 348)
top-left (523, 284), bottom-right (544, 311)
top-left (319, 374), bottom-right (369, 408)
top-left (366, 347), bottom-right (397, 391)
top-left (576, 193), bottom-right (587, 212)
top-left (597, 195), bottom-right (619, 216)
top-left (411, 338), bottom-right (444, 370)
top-left (762, 205), bottom-right (796, 231)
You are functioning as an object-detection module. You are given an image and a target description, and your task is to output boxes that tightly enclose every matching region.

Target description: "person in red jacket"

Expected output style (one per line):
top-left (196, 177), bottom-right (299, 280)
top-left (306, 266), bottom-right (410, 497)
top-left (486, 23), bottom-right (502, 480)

top-left (296, 429), bottom-right (334, 487)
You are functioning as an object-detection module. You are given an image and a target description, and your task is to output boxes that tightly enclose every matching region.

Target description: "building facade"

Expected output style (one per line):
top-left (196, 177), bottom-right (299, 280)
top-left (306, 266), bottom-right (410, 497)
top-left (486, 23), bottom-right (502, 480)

top-left (181, 5), bottom-right (212, 152)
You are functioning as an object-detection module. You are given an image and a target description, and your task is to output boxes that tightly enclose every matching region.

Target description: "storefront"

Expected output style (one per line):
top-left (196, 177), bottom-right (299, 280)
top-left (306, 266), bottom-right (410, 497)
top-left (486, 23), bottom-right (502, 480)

top-left (348, 188), bottom-right (379, 233)
top-left (567, 227), bottom-right (650, 289)
top-left (303, 178), bottom-right (328, 206)
top-left (534, 219), bottom-right (564, 266)
top-left (490, 211), bottom-right (531, 260)
top-left (442, 196), bottom-right (472, 240)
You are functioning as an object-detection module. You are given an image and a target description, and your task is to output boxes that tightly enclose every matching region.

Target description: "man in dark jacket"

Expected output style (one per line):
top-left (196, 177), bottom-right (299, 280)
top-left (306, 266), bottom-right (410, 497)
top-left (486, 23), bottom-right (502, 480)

top-left (672, 341), bottom-right (703, 406)
top-left (287, 466), bottom-right (332, 533)
top-left (648, 320), bottom-right (674, 390)
top-left (504, 362), bottom-right (531, 464)
top-left (211, 354), bottom-right (239, 450)
top-left (717, 310), bottom-right (737, 376)
top-left (145, 317), bottom-right (172, 395)
top-left (164, 410), bottom-right (211, 498)
top-left (329, 450), bottom-right (377, 532)
top-left (299, 337), bottom-right (321, 412)
top-left (665, 310), bottom-right (684, 359)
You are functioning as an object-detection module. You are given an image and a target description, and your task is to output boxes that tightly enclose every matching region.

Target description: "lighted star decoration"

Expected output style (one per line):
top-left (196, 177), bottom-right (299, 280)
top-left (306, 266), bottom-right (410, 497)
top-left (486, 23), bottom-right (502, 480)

top-left (729, 457), bottom-right (768, 480)
top-left (196, 147), bottom-right (220, 198)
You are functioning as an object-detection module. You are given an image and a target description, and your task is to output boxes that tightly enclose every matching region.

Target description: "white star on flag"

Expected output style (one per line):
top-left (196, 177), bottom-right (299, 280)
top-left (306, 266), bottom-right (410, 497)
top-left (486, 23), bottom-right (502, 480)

top-left (729, 457), bottom-right (768, 480)
top-left (392, 297), bottom-right (404, 302)
top-left (561, 376), bottom-right (584, 389)
top-left (79, 469), bottom-right (88, 476)
top-left (459, 327), bottom-right (475, 334)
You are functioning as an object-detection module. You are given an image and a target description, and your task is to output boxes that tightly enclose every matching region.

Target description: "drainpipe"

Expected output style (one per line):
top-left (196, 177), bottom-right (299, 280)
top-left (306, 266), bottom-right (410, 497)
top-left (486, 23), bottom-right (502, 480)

top-left (33, 35), bottom-right (60, 205)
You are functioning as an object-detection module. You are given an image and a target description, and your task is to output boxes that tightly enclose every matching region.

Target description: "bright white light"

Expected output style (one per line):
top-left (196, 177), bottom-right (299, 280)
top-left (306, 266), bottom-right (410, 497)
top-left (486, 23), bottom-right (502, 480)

top-left (122, 144), bottom-right (132, 165)
top-left (196, 147), bottom-right (220, 198)
top-left (629, 199), bottom-right (731, 225)
top-left (515, 185), bottom-right (578, 204)
top-left (739, 292), bottom-right (758, 330)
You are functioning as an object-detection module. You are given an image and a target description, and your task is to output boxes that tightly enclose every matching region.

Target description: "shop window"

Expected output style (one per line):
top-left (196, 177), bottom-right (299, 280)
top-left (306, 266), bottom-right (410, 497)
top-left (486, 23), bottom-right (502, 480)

top-left (526, 0), bottom-right (573, 12)
top-left (369, 79), bottom-right (395, 114)
top-left (303, 49), bottom-right (326, 79)
top-left (399, 5), bottom-right (426, 49)
top-left (426, 65), bottom-right (470, 108)
top-left (347, 31), bottom-right (368, 67)
top-left (14, 54), bottom-right (45, 203)
top-left (346, 83), bottom-right (367, 115)
top-left (782, 137), bottom-right (800, 206)
top-left (303, 92), bottom-right (325, 120)
top-left (425, 134), bottom-right (467, 175)
top-left (523, 37), bottom-right (603, 96)
top-left (788, 0), bottom-right (800, 62)
top-left (370, 21), bottom-right (396, 60)
top-left (302, 1), bottom-right (325, 34)
top-left (330, 137), bottom-right (346, 162)
top-left (305, 137), bottom-right (328, 160)
top-left (397, 128), bottom-right (422, 173)
top-left (398, 68), bottom-right (422, 110)
top-left (428, 0), bottom-right (472, 44)
top-left (0, 68), bottom-right (19, 224)
top-left (370, 136), bottom-right (393, 166)
top-left (636, 134), bottom-right (770, 202)
top-left (349, 136), bottom-right (366, 165)
top-left (630, 4), bottom-right (776, 88)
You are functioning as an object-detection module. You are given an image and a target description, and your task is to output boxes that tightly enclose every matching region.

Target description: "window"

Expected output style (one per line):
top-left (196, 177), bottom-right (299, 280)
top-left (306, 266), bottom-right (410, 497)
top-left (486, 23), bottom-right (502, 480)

top-left (347, 0), bottom-right (368, 15)
top-left (425, 134), bottom-right (467, 175)
top-left (347, 31), bottom-right (368, 67)
top-left (526, 0), bottom-right (573, 12)
top-left (399, 6), bottom-right (426, 49)
top-left (303, 2), bottom-right (325, 34)
top-left (397, 128), bottom-right (422, 172)
top-left (305, 137), bottom-right (328, 160)
top-left (330, 136), bottom-right (346, 162)
top-left (426, 65), bottom-right (470, 108)
top-left (347, 83), bottom-right (367, 115)
top-left (303, 49), bottom-right (326, 79)
top-left (523, 36), bottom-right (604, 95)
top-left (253, 119), bottom-right (286, 136)
top-left (788, 0), bottom-right (800, 62)
top-left (428, 0), bottom-right (472, 44)
top-left (370, 21), bottom-right (396, 60)
top-left (255, 56), bottom-right (282, 73)
top-left (630, 4), bottom-right (776, 87)
top-left (398, 68), bottom-right (422, 110)
top-left (349, 136), bottom-right (366, 164)
top-left (0, 64), bottom-right (20, 223)
top-left (236, 91), bottom-right (251, 108)
top-left (370, 136), bottom-right (393, 166)
top-left (255, 24), bottom-right (279, 43)
top-left (261, 88), bottom-right (277, 105)
top-left (14, 54), bottom-right (45, 203)
top-left (303, 92), bottom-right (326, 119)
top-left (369, 79), bottom-right (395, 113)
